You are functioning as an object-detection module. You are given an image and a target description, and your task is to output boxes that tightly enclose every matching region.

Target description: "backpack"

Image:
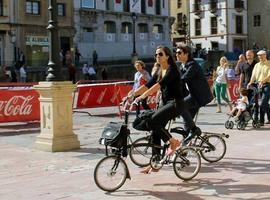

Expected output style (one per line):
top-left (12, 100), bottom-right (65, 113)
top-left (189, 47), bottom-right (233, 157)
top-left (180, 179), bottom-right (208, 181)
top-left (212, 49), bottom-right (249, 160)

top-left (99, 122), bottom-right (129, 148)
top-left (132, 110), bottom-right (155, 131)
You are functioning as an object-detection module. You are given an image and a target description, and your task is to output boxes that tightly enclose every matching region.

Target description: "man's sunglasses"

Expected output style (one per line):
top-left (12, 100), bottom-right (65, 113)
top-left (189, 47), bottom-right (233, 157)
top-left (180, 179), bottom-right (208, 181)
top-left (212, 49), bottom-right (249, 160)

top-left (154, 52), bottom-right (164, 57)
top-left (176, 51), bottom-right (183, 55)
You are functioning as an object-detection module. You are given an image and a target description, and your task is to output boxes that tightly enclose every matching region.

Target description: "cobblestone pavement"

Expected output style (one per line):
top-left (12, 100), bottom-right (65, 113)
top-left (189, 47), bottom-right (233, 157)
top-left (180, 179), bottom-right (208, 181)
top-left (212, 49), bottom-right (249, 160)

top-left (0, 105), bottom-right (270, 200)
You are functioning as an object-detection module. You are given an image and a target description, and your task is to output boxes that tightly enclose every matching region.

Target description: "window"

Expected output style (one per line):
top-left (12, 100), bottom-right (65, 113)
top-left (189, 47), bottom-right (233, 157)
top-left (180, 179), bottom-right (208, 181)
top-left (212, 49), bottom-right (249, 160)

top-left (211, 42), bottom-right (219, 50)
top-left (26, 1), bottom-right (40, 15)
top-left (82, 0), bottom-right (95, 8)
top-left (123, 0), bottom-right (130, 12)
top-left (153, 24), bottom-right (163, 33)
top-left (235, 15), bottom-right (243, 34)
top-left (121, 22), bottom-right (132, 33)
top-left (138, 23), bottom-right (148, 33)
top-left (141, 0), bottom-right (146, 13)
top-left (106, 0), bottom-right (114, 11)
top-left (57, 3), bottom-right (65, 16)
top-left (177, 13), bottom-right (183, 27)
top-left (195, 19), bottom-right (201, 36)
top-left (156, 0), bottom-right (161, 15)
top-left (104, 21), bottom-right (116, 33)
top-left (177, 0), bottom-right (182, 8)
top-left (211, 17), bottom-right (217, 34)
top-left (254, 15), bottom-right (261, 27)
top-left (0, 0), bottom-right (3, 16)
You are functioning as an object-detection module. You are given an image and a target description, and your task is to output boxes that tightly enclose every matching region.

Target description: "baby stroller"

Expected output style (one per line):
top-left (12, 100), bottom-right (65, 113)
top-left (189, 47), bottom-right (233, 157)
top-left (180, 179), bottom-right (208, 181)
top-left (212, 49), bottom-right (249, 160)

top-left (225, 86), bottom-right (260, 130)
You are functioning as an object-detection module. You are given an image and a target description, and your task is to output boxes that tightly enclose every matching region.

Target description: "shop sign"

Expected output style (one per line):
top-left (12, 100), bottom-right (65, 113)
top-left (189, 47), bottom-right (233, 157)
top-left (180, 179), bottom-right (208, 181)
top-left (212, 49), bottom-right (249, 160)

top-left (26, 36), bottom-right (49, 46)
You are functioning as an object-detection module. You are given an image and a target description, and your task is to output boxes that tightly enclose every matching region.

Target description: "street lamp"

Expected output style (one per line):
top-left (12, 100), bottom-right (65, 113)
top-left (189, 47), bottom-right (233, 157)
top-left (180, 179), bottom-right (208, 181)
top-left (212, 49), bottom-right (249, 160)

top-left (131, 12), bottom-right (138, 63)
top-left (46, 0), bottom-right (62, 81)
top-left (182, 14), bottom-right (188, 43)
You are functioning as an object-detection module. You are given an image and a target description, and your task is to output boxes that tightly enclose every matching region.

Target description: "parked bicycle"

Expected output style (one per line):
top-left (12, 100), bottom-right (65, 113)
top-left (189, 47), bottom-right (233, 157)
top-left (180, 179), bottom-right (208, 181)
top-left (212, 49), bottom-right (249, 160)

top-left (94, 99), bottom-right (201, 192)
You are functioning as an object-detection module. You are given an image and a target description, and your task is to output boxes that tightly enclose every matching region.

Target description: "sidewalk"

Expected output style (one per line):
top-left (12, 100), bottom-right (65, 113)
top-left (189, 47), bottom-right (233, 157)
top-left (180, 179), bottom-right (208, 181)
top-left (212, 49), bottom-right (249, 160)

top-left (1, 105), bottom-right (270, 200)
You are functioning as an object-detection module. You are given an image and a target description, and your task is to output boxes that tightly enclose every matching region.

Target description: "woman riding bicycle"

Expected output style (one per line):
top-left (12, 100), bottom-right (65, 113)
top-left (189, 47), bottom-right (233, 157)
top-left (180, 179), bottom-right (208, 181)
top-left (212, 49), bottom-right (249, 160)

top-left (131, 46), bottom-right (199, 173)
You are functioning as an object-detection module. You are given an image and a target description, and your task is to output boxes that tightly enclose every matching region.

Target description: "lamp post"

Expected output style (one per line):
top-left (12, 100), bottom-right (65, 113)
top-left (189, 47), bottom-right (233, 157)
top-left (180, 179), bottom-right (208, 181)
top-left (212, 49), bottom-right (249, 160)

top-left (46, 0), bottom-right (62, 81)
top-left (33, 0), bottom-right (80, 152)
top-left (182, 14), bottom-right (188, 44)
top-left (131, 12), bottom-right (138, 63)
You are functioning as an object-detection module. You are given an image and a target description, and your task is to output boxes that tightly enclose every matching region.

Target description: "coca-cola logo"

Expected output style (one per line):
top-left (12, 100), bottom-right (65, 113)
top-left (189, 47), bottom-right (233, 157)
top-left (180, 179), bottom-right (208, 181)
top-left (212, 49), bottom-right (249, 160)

top-left (0, 95), bottom-right (34, 117)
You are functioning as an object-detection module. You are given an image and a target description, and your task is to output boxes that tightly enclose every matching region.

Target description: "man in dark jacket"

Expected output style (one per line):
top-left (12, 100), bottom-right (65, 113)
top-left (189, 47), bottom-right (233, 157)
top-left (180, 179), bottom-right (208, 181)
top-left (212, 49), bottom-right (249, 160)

top-left (176, 45), bottom-right (213, 144)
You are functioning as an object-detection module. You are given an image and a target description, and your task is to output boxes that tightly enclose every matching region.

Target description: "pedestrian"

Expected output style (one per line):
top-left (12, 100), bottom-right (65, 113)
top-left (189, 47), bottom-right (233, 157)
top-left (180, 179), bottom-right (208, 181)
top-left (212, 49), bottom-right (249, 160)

top-left (234, 54), bottom-right (246, 76)
top-left (65, 50), bottom-right (72, 66)
top-left (10, 66), bottom-right (17, 82)
top-left (101, 67), bottom-right (108, 80)
top-left (82, 63), bottom-right (89, 80)
top-left (88, 64), bottom-right (97, 80)
top-left (19, 51), bottom-right (25, 67)
top-left (67, 62), bottom-right (76, 84)
top-left (19, 65), bottom-right (27, 83)
top-left (247, 50), bottom-right (270, 126)
top-left (214, 56), bottom-right (232, 113)
top-left (59, 49), bottom-right (65, 66)
top-left (128, 60), bottom-right (151, 117)
top-left (75, 47), bottom-right (82, 66)
top-left (92, 50), bottom-right (98, 66)
top-left (238, 50), bottom-right (259, 121)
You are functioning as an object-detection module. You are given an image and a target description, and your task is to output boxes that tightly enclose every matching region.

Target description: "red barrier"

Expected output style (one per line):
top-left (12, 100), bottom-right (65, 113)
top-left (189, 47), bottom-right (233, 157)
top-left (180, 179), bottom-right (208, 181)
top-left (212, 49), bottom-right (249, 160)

top-left (0, 89), bottom-right (40, 123)
top-left (208, 79), bottom-right (239, 101)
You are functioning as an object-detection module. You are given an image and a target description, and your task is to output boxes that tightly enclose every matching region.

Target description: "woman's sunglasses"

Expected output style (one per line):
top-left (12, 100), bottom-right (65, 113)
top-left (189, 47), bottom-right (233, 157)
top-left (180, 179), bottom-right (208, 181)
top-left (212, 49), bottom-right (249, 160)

top-left (154, 52), bottom-right (164, 57)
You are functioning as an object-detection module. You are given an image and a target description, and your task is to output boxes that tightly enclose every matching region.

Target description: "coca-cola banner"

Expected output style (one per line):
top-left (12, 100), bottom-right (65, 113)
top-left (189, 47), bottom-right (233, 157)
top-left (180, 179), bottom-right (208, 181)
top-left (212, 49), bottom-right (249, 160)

top-left (0, 90), bottom-right (40, 123)
top-left (75, 83), bottom-right (158, 109)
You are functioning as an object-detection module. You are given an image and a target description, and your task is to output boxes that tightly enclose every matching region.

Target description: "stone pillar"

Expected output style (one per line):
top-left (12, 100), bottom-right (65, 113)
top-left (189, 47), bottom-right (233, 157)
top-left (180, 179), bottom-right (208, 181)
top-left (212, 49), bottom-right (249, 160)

top-left (34, 81), bottom-right (80, 152)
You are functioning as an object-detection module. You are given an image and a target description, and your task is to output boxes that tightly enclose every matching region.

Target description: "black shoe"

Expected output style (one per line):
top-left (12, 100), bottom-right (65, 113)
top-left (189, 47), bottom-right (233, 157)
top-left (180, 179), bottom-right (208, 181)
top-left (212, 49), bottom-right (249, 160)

top-left (182, 127), bottom-right (201, 146)
top-left (260, 122), bottom-right (264, 126)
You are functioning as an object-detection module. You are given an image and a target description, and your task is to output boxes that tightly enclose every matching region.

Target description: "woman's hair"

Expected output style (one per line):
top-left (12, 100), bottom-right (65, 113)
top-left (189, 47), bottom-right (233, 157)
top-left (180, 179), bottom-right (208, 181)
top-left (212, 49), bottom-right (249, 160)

top-left (155, 46), bottom-right (177, 81)
top-left (151, 62), bottom-right (160, 76)
top-left (177, 44), bottom-right (193, 60)
top-left (135, 60), bottom-right (145, 68)
top-left (239, 88), bottom-right (248, 96)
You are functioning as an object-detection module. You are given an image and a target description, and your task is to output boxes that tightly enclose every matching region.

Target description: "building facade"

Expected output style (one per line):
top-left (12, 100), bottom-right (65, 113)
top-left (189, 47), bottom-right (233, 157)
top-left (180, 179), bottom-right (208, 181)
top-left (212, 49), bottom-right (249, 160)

top-left (247, 0), bottom-right (270, 50)
top-left (74, 0), bottom-right (172, 63)
top-left (0, 0), bottom-right (74, 68)
top-left (189, 0), bottom-right (247, 52)
top-left (170, 0), bottom-right (189, 46)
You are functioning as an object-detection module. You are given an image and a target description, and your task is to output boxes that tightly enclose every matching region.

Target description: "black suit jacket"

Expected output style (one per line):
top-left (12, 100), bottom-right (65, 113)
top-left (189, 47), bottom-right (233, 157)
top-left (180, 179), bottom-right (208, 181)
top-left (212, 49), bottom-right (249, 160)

top-left (181, 59), bottom-right (213, 106)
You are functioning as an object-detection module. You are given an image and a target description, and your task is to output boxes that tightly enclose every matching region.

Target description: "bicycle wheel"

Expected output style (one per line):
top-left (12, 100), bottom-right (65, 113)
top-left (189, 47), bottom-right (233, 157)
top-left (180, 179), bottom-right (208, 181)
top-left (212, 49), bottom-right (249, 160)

top-left (173, 147), bottom-right (201, 181)
top-left (94, 155), bottom-right (127, 192)
top-left (130, 137), bottom-right (152, 167)
top-left (200, 135), bottom-right (227, 163)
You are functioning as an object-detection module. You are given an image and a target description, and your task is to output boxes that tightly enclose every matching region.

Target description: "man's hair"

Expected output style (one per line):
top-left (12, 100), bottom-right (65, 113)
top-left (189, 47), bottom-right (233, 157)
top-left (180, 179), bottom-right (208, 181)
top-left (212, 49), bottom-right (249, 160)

top-left (177, 44), bottom-right (193, 60)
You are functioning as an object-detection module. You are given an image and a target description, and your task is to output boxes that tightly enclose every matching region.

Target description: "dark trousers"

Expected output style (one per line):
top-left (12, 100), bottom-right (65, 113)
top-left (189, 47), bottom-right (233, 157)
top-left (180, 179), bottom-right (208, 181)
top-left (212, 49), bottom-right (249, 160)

top-left (148, 99), bottom-right (194, 143)
top-left (182, 95), bottom-right (200, 130)
top-left (259, 84), bottom-right (270, 123)
top-left (247, 88), bottom-right (259, 121)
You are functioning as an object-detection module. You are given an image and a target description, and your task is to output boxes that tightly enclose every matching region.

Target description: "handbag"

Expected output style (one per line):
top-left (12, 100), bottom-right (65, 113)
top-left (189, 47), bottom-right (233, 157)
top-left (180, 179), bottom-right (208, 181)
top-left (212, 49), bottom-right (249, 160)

top-left (99, 122), bottom-right (129, 148)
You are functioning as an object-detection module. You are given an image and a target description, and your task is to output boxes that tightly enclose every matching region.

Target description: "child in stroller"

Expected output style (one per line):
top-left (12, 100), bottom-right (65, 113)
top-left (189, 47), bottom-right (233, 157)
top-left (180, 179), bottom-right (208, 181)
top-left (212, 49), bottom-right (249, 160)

top-left (225, 87), bottom-right (260, 130)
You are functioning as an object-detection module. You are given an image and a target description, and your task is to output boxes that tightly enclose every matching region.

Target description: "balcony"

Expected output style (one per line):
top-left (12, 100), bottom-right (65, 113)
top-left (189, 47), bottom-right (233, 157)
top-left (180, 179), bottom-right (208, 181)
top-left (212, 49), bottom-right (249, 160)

top-left (209, 0), bottom-right (217, 13)
top-left (235, 0), bottom-right (244, 12)
top-left (193, 3), bottom-right (202, 16)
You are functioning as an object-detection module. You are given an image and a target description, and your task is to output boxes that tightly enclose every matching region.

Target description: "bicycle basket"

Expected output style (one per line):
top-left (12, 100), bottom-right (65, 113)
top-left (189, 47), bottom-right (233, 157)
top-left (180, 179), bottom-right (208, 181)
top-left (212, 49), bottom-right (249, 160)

top-left (99, 122), bottom-right (129, 148)
top-left (132, 110), bottom-right (155, 131)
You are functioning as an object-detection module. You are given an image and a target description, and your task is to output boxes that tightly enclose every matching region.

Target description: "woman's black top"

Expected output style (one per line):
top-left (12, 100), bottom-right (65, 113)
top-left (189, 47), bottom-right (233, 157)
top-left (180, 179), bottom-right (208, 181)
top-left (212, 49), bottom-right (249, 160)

top-left (145, 65), bottom-right (185, 104)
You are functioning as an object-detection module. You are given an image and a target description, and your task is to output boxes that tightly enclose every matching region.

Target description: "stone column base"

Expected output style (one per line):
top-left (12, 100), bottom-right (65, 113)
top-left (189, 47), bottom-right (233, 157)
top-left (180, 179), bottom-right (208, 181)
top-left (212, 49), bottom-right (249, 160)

top-left (34, 81), bottom-right (80, 152)
top-left (35, 134), bottom-right (80, 152)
